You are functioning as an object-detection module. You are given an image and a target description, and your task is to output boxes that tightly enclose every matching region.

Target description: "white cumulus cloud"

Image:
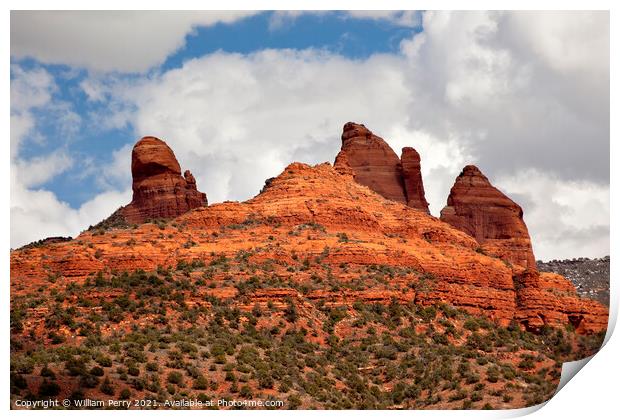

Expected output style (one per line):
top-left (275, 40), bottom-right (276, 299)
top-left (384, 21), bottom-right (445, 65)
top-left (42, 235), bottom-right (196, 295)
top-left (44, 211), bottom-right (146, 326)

top-left (11, 11), bottom-right (257, 73)
top-left (495, 170), bottom-right (609, 261)
top-left (10, 65), bottom-right (130, 248)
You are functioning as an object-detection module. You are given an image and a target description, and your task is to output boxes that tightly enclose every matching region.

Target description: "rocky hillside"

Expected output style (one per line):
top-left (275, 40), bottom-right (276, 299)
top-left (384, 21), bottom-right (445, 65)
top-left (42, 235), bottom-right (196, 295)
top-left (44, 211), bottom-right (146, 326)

top-left (10, 123), bottom-right (608, 410)
top-left (538, 257), bottom-right (610, 306)
top-left (11, 161), bottom-right (608, 334)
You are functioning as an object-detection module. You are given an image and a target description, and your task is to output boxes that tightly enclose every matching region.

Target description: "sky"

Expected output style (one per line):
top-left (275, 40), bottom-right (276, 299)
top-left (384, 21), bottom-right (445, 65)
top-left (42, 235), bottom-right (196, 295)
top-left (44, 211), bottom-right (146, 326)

top-left (9, 10), bottom-right (610, 261)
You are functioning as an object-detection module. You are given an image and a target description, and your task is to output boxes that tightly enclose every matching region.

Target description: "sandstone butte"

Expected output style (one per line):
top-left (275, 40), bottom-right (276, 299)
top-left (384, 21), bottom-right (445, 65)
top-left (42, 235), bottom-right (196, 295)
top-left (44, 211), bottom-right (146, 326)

top-left (440, 165), bottom-right (536, 270)
top-left (11, 142), bottom-right (608, 334)
top-left (334, 122), bottom-right (534, 273)
top-left (334, 122), bottom-right (430, 213)
top-left (120, 136), bottom-right (207, 223)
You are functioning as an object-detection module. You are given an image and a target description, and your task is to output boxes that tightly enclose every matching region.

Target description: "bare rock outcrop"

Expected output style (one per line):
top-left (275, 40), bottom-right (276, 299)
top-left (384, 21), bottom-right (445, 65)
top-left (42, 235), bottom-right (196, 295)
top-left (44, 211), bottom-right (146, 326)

top-left (440, 165), bottom-right (536, 269)
top-left (10, 125), bottom-right (607, 337)
top-left (401, 147), bottom-right (430, 213)
top-left (334, 122), bottom-right (429, 212)
top-left (11, 161), bottom-right (607, 334)
top-left (121, 136), bottom-right (207, 223)
top-left (514, 269), bottom-right (608, 334)
top-left (334, 122), bottom-right (407, 204)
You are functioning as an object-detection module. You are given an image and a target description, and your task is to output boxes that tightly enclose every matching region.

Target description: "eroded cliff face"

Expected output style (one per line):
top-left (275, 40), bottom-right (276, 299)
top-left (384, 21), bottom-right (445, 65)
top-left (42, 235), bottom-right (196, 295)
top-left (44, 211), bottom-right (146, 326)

top-left (401, 147), bottom-right (430, 212)
top-left (334, 122), bottom-right (430, 213)
top-left (121, 136), bottom-right (207, 223)
top-left (440, 165), bottom-right (536, 270)
top-left (11, 161), bottom-right (607, 334)
top-left (514, 270), bottom-right (608, 334)
top-left (333, 123), bottom-right (537, 272)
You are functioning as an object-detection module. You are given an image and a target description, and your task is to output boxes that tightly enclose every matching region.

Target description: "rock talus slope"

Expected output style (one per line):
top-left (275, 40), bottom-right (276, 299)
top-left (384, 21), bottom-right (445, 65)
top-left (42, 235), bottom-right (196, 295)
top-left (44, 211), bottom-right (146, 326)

top-left (538, 257), bottom-right (610, 306)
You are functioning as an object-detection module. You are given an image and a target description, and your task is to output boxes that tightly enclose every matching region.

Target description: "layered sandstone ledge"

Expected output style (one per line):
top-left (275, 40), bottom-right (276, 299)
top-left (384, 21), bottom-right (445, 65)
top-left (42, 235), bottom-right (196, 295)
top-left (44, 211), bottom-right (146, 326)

top-left (11, 160), bottom-right (608, 334)
top-left (121, 136), bottom-right (207, 223)
top-left (334, 122), bottom-right (430, 213)
top-left (440, 165), bottom-right (536, 270)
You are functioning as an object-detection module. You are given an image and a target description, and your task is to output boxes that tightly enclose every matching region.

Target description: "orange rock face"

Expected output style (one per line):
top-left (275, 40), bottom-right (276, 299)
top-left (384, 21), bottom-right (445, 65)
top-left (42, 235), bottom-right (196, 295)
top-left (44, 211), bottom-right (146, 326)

top-left (401, 147), bottom-right (430, 213)
top-left (334, 122), bottom-right (429, 213)
top-left (440, 165), bottom-right (536, 270)
top-left (335, 122), bottom-right (407, 204)
top-left (121, 136), bottom-right (207, 223)
top-left (514, 270), bottom-right (608, 334)
top-left (10, 161), bottom-right (607, 334)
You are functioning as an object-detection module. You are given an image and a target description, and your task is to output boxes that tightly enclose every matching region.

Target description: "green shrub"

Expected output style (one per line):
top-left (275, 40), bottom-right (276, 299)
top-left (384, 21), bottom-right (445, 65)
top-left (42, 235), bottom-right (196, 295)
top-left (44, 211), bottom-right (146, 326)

top-left (288, 394), bottom-right (302, 409)
top-left (10, 372), bottom-right (27, 390)
top-left (464, 319), bottom-right (480, 331)
top-left (41, 366), bottom-right (56, 378)
top-left (100, 377), bottom-right (115, 396)
top-left (80, 375), bottom-right (100, 388)
top-left (284, 300), bottom-right (298, 323)
top-left (38, 380), bottom-right (60, 397)
top-left (65, 358), bottom-right (87, 376)
top-left (96, 355), bottom-right (113, 368)
top-left (167, 371), bottom-right (183, 385)
top-left (90, 366), bottom-right (105, 377)
top-left (239, 384), bottom-right (252, 398)
top-left (119, 388), bottom-right (131, 400)
top-left (193, 376), bottom-right (208, 390)
top-left (418, 306), bottom-right (437, 322)
top-left (470, 392), bottom-right (482, 402)
top-left (486, 366), bottom-right (500, 383)
top-left (257, 371), bottom-right (274, 389)
top-left (518, 354), bottom-right (536, 370)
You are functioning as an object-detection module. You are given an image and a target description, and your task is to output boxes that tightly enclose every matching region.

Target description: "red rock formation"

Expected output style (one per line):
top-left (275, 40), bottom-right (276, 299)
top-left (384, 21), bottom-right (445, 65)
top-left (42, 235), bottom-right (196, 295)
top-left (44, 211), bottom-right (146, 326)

top-left (514, 270), bottom-right (608, 334)
top-left (334, 122), bottom-right (430, 212)
top-left (333, 149), bottom-right (355, 177)
top-left (335, 122), bottom-right (406, 203)
top-left (121, 136), bottom-right (207, 223)
top-left (401, 147), bottom-right (430, 213)
top-left (10, 161), bottom-right (607, 334)
top-left (440, 165), bottom-right (536, 269)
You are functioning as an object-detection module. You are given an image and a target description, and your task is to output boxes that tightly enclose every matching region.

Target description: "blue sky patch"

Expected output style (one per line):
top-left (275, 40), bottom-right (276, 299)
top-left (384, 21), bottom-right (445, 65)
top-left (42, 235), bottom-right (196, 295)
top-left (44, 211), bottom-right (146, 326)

top-left (12, 11), bottom-right (420, 208)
